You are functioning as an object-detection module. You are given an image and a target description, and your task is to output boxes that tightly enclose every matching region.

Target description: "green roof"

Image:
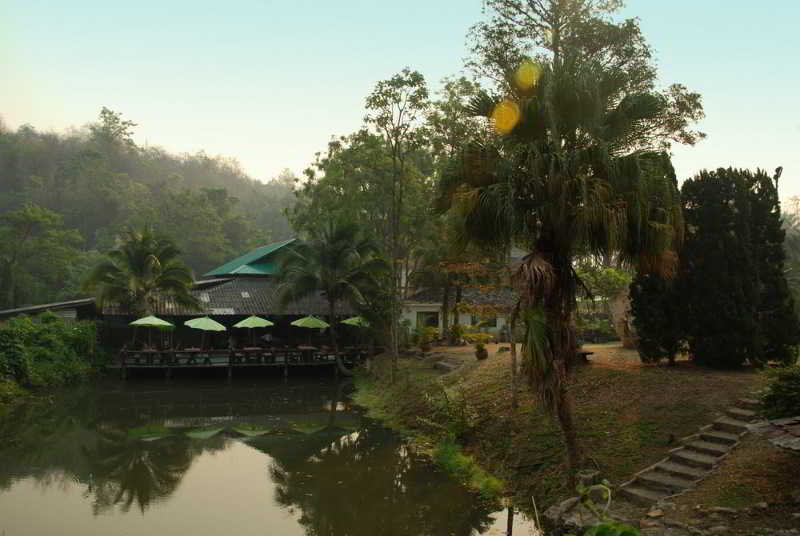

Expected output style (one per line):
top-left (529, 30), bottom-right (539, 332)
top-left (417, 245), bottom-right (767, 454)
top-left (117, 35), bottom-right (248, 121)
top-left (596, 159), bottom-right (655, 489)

top-left (204, 238), bottom-right (296, 277)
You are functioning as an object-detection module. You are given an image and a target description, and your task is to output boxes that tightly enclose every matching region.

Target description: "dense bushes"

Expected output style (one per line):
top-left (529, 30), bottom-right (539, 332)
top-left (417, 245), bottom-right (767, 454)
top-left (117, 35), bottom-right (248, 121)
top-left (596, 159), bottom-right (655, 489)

top-left (629, 274), bottom-right (683, 365)
top-left (631, 168), bottom-right (799, 368)
top-left (761, 366), bottom-right (800, 419)
top-left (0, 313), bottom-right (103, 388)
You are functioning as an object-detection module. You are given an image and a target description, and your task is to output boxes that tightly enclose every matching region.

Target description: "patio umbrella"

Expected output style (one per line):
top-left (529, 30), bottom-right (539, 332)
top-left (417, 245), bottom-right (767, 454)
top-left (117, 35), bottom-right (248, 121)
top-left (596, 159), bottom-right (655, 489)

top-left (291, 315), bottom-right (330, 345)
top-left (341, 316), bottom-right (369, 328)
top-left (291, 315), bottom-right (330, 329)
top-left (233, 315), bottom-right (274, 345)
top-left (129, 315), bottom-right (174, 347)
top-left (185, 316), bottom-right (226, 349)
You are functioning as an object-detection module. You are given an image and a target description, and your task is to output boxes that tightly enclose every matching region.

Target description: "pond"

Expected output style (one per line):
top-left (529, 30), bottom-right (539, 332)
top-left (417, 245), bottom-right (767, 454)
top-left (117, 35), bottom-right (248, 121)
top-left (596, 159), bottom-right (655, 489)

top-left (0, 376), bottom-right (531, 535)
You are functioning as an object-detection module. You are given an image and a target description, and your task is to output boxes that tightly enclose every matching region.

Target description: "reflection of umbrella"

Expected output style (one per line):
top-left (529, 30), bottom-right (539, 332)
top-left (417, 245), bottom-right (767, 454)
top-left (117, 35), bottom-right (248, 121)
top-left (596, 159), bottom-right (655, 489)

top-left (130, 315), bottom-right (174, 347)
top-left (233, 315), bottom-right (274, 346)
top-left (341, 316), bottom-right (369, 327)
top-left (185, 317), bottom-right (226, 349)
top-left (291, 316), bottom-right (330, 329)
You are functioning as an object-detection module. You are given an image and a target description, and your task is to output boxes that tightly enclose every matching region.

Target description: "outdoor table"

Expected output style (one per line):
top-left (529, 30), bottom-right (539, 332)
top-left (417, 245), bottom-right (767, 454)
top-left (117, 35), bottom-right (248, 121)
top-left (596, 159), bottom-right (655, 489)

top-left (297, 346), bottom-right (318, 363)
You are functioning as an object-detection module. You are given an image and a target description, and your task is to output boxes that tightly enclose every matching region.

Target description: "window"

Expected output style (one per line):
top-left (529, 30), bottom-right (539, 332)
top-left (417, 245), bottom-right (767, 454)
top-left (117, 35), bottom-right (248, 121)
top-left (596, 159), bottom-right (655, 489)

top-left (471, 315), bottom-right (497, 328)
top-left (416, 311), bottom-right (439, 328)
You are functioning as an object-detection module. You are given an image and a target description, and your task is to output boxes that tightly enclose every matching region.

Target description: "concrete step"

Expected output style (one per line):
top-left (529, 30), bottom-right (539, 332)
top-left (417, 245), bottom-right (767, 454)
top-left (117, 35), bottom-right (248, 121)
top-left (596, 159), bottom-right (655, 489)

top-left (653, 461), bottom-right (707, 481)
top-left (700, 429), bottom-right (740, 446)
top-left (618, 484), bottom-right (669, 506)
top-left (684, 439), bottom-right (730, 457)
top-left (713, 416), bottom-right (750, 434)
top-left (670, 448), bottom-right (718, 470)
top-left (738, 398), bottom-right (761, 410)
top-left (635, 470), bottom-right (695, 494)
top-left (726, 407), bottom-right (758, 422)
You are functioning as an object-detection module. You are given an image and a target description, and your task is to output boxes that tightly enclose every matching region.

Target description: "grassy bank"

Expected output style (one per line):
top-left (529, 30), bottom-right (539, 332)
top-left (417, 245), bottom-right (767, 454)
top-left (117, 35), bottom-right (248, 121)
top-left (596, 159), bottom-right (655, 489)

top-left (355, 343), bottom-right (766, 511)
top-left (0, 313), bottom-right (105, 412)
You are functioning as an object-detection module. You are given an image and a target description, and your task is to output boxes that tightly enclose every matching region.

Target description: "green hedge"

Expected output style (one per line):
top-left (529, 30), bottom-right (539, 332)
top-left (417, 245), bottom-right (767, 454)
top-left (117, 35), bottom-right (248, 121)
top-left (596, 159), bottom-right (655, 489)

top-left (761, 366), bottom-right (800, 419)
top-left (0, 312), bottom-right (103, 388)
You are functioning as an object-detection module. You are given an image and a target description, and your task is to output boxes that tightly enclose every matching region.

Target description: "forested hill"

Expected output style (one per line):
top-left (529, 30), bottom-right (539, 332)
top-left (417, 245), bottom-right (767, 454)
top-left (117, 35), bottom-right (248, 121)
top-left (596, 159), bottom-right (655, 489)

top-left (0, 107), bottom-right (297, 309)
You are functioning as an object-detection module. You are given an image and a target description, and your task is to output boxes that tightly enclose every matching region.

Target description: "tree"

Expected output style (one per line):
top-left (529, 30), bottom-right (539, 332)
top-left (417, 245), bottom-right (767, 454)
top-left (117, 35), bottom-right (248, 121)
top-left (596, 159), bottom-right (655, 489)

top-left (681, 169), bottom-right (798, 367)
top-left (276, 220), bottom-right (387, 375)
top-left (365, 69), bottom-right (429, 382)
top-left (84, 226), bottom-right (199, 316)
top-left (439, 51), bottom-right (690, 485)
top-left (467, 0), bottom-right (705, 149)
top-left (0, 203), bottom-right (82, 308)
top-left (629, 273), bottom-right (683, 365)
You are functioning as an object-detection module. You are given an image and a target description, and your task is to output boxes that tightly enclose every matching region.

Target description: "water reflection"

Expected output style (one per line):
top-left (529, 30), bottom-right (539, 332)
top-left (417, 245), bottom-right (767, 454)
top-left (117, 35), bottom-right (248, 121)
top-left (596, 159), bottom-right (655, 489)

top-left (0, 379), bottom-right (497, 536)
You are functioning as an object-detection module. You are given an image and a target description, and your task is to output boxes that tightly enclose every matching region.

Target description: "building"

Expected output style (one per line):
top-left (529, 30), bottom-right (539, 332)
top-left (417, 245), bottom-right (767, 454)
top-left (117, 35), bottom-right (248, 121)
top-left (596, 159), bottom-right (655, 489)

top-left (401, 286), bottom-right (516, 340)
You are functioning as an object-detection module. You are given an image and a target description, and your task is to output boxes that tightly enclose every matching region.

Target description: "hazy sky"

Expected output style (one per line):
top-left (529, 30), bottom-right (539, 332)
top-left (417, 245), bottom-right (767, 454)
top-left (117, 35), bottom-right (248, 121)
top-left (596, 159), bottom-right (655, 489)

top-left (2, 1), bottom-right (799, 198)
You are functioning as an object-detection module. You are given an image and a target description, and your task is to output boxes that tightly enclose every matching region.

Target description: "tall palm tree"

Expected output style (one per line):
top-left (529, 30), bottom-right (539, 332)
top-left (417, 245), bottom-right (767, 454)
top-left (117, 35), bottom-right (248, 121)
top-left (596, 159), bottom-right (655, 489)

top-left (277, 220), bottom-right (387, 375)
top-left (438, 58), bottom-right (684, 486)
top-left (84, 225), bottom-right (199, 315)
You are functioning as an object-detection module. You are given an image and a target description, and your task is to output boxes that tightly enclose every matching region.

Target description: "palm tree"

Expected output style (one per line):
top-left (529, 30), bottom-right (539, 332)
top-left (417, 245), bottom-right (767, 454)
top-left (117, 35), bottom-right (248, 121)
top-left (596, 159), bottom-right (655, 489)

top-left (277, 220), bottom-right (387, 375)
top-left (84, 225), bottom-right (199, 315)
top-left (438, 58), bottom-right (684, 486)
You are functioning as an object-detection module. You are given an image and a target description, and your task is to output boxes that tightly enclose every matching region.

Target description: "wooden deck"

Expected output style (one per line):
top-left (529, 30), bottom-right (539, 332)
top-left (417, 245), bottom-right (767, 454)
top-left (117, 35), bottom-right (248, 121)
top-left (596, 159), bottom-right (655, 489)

top-left (110, 347), bottom-right (370, 378)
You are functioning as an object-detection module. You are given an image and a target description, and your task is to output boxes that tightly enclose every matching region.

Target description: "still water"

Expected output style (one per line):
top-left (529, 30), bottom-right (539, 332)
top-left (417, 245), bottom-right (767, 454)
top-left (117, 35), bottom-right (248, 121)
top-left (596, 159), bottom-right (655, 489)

top-left (0, 376), bottom-right (523, 535)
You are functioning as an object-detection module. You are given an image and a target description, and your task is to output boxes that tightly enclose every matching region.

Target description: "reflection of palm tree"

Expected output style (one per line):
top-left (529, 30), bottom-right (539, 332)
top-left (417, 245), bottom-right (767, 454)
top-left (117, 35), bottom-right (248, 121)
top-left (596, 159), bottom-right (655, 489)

top-left (262, 424), bottom-right (495, 536)
top-left (85, 426), bottom-right (220, 514)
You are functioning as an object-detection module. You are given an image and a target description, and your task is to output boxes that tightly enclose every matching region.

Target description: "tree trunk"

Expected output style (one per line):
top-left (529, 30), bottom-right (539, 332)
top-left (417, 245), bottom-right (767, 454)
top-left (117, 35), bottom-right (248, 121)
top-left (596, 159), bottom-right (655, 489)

top-left (544, 258), bottom-right (581, 489)
top-left (329, 301), bottom-right (353, 377)
top-left (450, 284), bottom-right (463, 344)
top-left (441, 281), bottom-right (451, 341)
top-left (510, 308), bottom-right (519, 411)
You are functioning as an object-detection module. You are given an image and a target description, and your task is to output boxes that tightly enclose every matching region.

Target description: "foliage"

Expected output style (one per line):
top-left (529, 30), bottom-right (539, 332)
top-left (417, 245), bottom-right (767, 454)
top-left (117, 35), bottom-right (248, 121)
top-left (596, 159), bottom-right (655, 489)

top-left (439, 46), bottom-right (689, 484)
top-left (277, 219), bottom-right (387, 374)
top-left (576, 265), bottom-right (632, 302)
top-left (474, 343), bottom-right (489, 361)
top-left (680, 169), bottom-right (798, 368)
top-left (414, 326), bottom-right (439, 349)
top-left (569, 481), bottom-right (640, 536)
top-left (0, 203), bottom-right (82, 308)
top-left (576, 315), bottom-right (618, 344)
top-left (0, 108), bottom-right (296, 303)
top-left (629, 273), bottom-right (683, 364)
top-left (433, 438), bottom-right (504, 499)
top-left (84, 226), bottom-right (200, 316)
top-left (761, 366), bottom-right (800, 419)
top-left (0, 312), bottom-right (102, 388)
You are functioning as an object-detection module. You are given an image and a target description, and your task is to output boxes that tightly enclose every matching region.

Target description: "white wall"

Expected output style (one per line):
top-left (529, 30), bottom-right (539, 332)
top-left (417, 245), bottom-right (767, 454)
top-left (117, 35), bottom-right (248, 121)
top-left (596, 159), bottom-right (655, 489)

top-left (402, 303), bottom-right (508, 339)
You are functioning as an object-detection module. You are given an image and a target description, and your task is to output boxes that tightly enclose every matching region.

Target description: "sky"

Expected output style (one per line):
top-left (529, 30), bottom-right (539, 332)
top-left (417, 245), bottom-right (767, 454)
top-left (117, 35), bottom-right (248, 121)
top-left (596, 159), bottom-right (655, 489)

top-left (2, 0), bottom-right (799, 199)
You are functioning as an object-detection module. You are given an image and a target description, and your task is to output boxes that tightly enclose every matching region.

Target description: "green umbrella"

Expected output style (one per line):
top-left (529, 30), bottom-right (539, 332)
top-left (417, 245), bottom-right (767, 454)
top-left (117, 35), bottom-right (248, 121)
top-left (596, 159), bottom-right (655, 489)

top-left (185, 316), bottom-right (227, 331)
top-left (233, 315), bottom-right (274, 346)
top-left (130, 315), bottom-right (174, 328)
top-left (341, 316), bottom-right (370, 328)
top-left (233, 315), bottom-right (274, 328)
top-left (291, 315), bottom-right (330, 329)
top-left (185, 316), bottom-right (227, 349)
top-left (130, 315), bottom-right (173, 348)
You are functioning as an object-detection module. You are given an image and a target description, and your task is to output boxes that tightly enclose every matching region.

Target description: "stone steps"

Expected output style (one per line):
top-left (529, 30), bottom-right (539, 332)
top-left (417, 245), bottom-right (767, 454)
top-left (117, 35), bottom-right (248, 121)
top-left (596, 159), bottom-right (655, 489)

top-left (669, 448), bottom-right (720, 470)
top-left (618, 484), bottom-right (670, 506)
top-left (725, 407), bottom-right (757, 422)
top-left (699, 429), bottom-right (740, 446)
top-left (712, 416), bottom-right (750, 434)
top-left (635, 470), bottom-right (696, 493)
top-left (618, 397), bottom-right (758, 508)
top-left (653, 461), bottom-right (706, 480)
top-left (684, 439), bottom-right (729, 457)
top-left (737, 398), bottom-right (761, 410)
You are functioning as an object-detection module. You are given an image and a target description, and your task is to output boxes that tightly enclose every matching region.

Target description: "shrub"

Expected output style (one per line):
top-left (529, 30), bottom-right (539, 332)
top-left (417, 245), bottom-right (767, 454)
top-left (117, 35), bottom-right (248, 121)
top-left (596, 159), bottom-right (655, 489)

top-left (761, 366), bottom-right (800, 419)
top-left (0, 313), bottom-right (103, 388)
top-left (474, 343), bottom-right (488, 360)
top-left (629, 273), bottom-right (683, 365)
top-left (433, 437), bottom-right (504, 499)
